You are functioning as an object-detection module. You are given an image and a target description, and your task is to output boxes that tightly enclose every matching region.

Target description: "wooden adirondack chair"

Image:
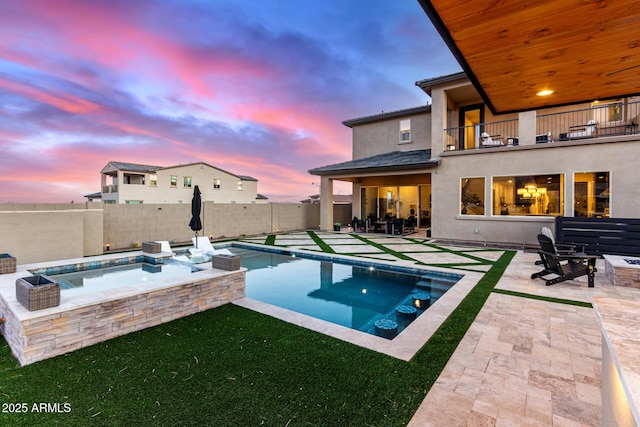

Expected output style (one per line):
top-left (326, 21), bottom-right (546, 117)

top-left (531, 234), bottom-right (598, 287)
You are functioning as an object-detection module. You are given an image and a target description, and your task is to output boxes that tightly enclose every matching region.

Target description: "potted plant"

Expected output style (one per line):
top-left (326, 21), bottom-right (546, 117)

top-left (333, 222), bottom-right (341, 232)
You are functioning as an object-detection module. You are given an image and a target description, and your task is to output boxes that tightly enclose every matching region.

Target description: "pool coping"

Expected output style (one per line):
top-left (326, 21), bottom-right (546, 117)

top-left (228, 242), bottom-right (483, 361)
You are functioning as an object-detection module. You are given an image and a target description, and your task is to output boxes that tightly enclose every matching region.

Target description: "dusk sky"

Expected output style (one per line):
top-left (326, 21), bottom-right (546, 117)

top-left (0, 0), bottom-right (460, 203)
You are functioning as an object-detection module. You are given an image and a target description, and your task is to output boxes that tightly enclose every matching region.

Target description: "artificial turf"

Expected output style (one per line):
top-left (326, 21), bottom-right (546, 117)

top-left (0, 251), bottom-right (516, 426)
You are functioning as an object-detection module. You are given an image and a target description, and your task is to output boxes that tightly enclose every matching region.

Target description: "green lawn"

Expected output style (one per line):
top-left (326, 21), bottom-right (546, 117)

top-left (0, 251), bottom-right (515, 426)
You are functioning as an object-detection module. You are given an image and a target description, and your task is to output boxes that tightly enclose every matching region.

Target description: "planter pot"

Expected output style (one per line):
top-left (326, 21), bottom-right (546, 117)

top-left (212, 254), bottom-right (240, 271)
top-left (142, 241), bottom-right (161, 254)
top-left (333, 225), bottom-right (341, 232)
top-left (16, 275), bottom-right (60, 311)
top-left (0, 253), bottom-right (16, 274)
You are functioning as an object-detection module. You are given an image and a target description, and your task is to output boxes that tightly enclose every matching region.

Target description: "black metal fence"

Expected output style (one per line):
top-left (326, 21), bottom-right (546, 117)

top-left (555, 216), bottom-right (640, 257)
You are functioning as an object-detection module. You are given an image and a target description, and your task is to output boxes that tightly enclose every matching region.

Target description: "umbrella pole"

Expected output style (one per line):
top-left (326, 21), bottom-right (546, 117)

top-left (195, 231), bottom-right (198, 248)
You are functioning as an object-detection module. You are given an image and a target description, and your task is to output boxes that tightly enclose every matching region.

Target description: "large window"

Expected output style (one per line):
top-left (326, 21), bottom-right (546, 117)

top-left (170, 175), bottom-right (177, 187)
top-left (492, 174), bottom-right (564, 216)
top-left (574, 172), bottom-right (609, 217)
top-left (184, 176), bottom-right (192, 188)
top-left (461, 178), bottom-right (485, 215)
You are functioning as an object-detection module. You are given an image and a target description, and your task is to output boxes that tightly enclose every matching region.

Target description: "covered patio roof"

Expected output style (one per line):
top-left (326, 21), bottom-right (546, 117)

top-left (418, 0), bottom-right (640, 114)
top-left (308, 149), bottom-right (439, 177)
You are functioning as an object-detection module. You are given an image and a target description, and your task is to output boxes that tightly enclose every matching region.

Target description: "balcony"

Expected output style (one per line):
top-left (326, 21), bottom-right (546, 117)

top-left (443, 100), bottom-right (640, 152)
top-left (444, 118), bottom-right (519, 151)
top-left (102, 185), bottom-right (118, 193)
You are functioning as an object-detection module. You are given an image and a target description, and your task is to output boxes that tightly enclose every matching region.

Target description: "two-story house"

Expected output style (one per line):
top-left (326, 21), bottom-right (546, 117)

top-left (310, 74), bottom-right (640, 247)
top-left (100, 161), bottom-right (265, 204)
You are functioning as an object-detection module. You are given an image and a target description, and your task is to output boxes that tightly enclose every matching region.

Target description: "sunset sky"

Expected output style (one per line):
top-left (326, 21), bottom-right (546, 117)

top-left (0, 0), bottom-right (460, 203)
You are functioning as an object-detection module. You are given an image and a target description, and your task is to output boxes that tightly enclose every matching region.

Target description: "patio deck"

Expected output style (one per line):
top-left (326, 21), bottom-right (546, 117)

top-left (237, 231), bottom-right (640, 426)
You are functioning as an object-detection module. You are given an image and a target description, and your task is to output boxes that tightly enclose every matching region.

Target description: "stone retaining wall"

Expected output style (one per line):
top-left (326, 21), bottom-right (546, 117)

top-left (3, 270), bottom-right (245, 366)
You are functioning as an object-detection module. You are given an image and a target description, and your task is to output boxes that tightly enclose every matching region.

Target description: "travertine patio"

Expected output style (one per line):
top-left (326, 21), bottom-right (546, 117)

top-left (238, 231), bottom-right (640, 426)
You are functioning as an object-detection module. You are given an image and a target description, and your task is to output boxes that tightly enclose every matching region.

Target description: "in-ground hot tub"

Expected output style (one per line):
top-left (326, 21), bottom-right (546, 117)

top-left (0, 251), bottom-right (245, 366)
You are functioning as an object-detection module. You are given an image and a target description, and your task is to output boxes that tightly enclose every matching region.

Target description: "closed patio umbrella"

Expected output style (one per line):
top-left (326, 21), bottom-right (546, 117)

top-left (189, 185), bottom-right (203, 248)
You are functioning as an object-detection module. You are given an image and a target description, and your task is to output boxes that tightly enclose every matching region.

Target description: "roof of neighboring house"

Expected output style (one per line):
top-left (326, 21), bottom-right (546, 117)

top-left (102, 161), bottom-right (257, 181)
top-left (105, 161), bottom-right (163, 173)
top-left (342, 105), bottom-right (431, 128)
top-left (309, 149), bottom-right (439, 176)
top-left (84, 192), bottom-right (102, 199)
top-left (256, 194), bottom-right (269, 200)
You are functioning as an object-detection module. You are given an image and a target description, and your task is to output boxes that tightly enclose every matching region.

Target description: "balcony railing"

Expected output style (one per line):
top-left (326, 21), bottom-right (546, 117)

top-left (537, 100), bottom-right (640, 142)
top-left (444, 118), bottom-right (519, 151)
top-left (443, 100), bottom-right (640, 152)
top-left (102, 185), bottom-right (118, 193)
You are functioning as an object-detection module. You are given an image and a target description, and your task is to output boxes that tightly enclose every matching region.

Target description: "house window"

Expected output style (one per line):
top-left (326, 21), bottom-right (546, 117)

top-left (460, 178), bottom-right (485, 215)
top-left (125, 200), bottom-right (143, 204)
top-left (593, 99), bottom-right (623, 124)
top-left (237, 181), bottom-right (243, 191)
top-left (574, 172), bottom-right (609, 218)
top-left (149, 174), bottom-right (157, 187)
top-left (213, 179), bottom-right (221, 189)
top-left (492, 174), bottom-right (564, 216)
top-left (170, 176), bottom-right (177, 187)
top-left (184, 176), bottom-right (192, 188)
top-left (400, 119), bottom-right (411, 142)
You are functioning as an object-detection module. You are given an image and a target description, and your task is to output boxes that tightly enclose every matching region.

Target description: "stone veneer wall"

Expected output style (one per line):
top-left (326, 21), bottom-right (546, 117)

top-left (2, 270), bottom-right (245, 366)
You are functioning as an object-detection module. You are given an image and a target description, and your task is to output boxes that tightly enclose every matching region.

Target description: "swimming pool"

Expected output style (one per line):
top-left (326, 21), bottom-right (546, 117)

top-left (228, 247), bottom-right (460, 339)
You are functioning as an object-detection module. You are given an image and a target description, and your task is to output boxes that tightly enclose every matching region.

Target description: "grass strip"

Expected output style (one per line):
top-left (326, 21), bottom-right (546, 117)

top-left (351, 234), bottom-right (414, 261)
top-left (264, 234), bottom-right (276, 245)
top-left (306, 230), bottom-right (335, 253)
top-left (492, 288), bottom-right (593, 308)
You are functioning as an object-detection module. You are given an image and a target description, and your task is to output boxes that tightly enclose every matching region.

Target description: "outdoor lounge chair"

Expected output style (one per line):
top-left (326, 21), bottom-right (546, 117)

top-left (534, 226), bottom-right (587, 265)
top-left (156, 240), bottom-right (175, 255)
top-left (531, 234), bottom-right (597, 287)
top-left (192, 237), bottom-right (233, 256)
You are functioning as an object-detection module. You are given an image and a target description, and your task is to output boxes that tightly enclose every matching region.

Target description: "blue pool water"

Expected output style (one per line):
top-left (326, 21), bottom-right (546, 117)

top-left (228, 247), bottom-right (460, 339)
top-left (49, 260), bottom-right (199, 296)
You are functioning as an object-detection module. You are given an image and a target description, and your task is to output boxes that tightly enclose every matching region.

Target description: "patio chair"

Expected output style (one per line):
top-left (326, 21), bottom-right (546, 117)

top-left (480, 132), bottom-right (502, 147)
top-left (351, 216), bottom-right (366, 232)
top-left (531, 234), bottom-right (597, 287)
top-left (534, 226), bottom-right (587, 265)
top-left (568, 119), bottom-right (597, 139)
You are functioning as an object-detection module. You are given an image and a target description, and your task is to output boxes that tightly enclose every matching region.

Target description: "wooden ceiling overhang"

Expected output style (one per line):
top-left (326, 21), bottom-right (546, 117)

top-left (418, 0), bottom-right (640, 115)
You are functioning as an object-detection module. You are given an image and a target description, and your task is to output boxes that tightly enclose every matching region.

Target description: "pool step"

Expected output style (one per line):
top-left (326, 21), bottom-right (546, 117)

top-left (415, 280), bottom-right (451, 299)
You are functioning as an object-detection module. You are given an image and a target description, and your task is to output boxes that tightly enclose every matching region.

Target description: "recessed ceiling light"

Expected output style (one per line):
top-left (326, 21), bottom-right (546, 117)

top-left (537, 89), bottom-right (554, 97)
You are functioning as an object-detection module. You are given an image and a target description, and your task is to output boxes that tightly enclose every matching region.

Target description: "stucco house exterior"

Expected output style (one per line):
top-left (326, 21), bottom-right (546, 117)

top-left (100, 161), bottom-right (265, 204)
top-left (310, 72), bottom-right (640, 247)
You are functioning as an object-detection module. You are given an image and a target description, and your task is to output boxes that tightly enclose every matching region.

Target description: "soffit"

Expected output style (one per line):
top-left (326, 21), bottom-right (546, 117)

top-left (419, 0), bottom-right (640, 114)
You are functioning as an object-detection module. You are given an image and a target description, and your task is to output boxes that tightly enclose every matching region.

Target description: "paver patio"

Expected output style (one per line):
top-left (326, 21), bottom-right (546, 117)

top-left (237, 231), bottom-right (640, 426)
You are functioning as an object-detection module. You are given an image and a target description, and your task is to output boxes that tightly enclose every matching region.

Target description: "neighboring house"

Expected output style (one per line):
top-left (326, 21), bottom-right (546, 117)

top-left (100, 161), bottom-right (265, 204)
top-left (309, 72), bottom-right (640, 246)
